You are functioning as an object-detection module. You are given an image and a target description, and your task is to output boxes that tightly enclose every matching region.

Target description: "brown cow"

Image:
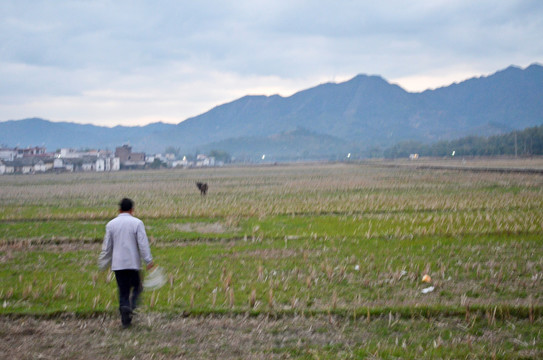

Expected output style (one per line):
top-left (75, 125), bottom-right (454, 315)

top-left (196, 182), bottom-right (208, 195)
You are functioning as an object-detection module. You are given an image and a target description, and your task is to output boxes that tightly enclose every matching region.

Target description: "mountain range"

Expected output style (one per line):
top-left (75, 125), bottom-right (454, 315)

top-left (1, 63), bottom-right (542, 161)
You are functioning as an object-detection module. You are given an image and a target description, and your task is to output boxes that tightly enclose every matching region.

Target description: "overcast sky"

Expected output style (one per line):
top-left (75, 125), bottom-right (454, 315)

top-left (1, 0), bottom-right (542, 127)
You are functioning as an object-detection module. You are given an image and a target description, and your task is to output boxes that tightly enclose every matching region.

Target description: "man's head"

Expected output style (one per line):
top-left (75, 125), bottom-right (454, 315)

top-left (119, 198), bottom-right (134, 213)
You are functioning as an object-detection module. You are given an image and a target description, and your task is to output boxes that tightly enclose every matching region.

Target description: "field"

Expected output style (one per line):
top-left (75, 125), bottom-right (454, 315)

top-left (1, 161), bottom-right (543, 359)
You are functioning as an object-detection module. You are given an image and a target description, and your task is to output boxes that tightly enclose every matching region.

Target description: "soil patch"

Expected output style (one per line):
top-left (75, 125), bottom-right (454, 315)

top-left (169, 222), bottom-right (234, 234)
top-left (0, 314), bottom-right (359, 359)
top-left (1, 314), bottom-right (541, 359)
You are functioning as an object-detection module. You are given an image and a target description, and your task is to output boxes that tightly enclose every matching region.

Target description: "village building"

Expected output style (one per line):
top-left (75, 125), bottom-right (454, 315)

top-left (1, 146), bottom-right (46, 162)
top-left (172, 158), bottom-right (190, 168)
top-left (34, 160), bottom-right (53, 173)
top-left (1, 161), bottom-right (15, 174)
top-left (1, 144), bottom-right (217, 174)
top-left (54, 148), bottom-right (120, 173)
top-left (17, 146), bottom-right (46, 157)
top-left (0, 146), bottom-right (121, 174)
top-left (81, 156), bottom-right (96, 172)
top-left (53, 158), bottom-right (64, 169)
top-left (4, 156), bottom-right (54, 174)
top-left (96, 157), bottom-right (120, 172)
top-left (196, 154), bottom-right (215, 167)
top-left (115, 145), bottom-right (145, 169)
top-left (0, 148), bottom-right (17, 162)
top-left (59, 148), bottom-right (84, 158)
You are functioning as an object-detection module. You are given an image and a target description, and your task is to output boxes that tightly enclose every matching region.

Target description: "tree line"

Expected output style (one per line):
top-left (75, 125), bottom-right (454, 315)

top-left (383, 125), bottom-right (543, 158)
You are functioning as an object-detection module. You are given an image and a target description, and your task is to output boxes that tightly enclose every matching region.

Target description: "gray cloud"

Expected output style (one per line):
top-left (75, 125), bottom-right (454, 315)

top-left (0, 0), bottom-right (542, 126)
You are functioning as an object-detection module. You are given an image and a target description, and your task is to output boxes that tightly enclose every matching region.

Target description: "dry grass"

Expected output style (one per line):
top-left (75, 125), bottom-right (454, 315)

top-left (1, 162), bottom-right (541, 221)
top-left (380, 156), bottom-right (543, 170)
top-left (1, 162), bottom-right (543, 358)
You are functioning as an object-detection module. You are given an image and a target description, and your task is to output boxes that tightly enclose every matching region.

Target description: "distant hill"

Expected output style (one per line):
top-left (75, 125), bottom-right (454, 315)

top-left (0, 117), bottom-right (176, 152)
top-left (1, 64), bottom-right (542, 160)
top-left (197, 127), bottom-right (355, 162)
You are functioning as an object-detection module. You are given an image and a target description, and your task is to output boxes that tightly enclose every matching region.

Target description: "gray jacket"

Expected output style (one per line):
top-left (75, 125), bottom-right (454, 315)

top-left (98, 213), bottom-right (153, 271)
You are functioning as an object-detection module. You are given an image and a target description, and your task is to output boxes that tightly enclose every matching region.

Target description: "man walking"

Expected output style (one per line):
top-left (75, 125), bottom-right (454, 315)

top-left (99, 198), bottom-right (154, 328)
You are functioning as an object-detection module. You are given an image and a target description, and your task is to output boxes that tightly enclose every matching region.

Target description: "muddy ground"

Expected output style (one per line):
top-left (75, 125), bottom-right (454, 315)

top-left (2, 313), bottom-right (542, 359)
top-left (1, 313), bottom-right (362, 359)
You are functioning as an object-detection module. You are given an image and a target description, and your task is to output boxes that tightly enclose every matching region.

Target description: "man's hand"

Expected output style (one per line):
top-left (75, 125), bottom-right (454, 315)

top-left (97, 251), bottom-right (111, 271)
top-left (146, 261), bottom-right (155, 271)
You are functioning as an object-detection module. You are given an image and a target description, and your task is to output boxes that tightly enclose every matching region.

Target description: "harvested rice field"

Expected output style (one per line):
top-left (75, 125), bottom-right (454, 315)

top-left (1, 161), bottom-right (543, 358)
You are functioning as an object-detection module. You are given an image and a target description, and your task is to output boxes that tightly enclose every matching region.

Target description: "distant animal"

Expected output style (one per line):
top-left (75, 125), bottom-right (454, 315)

top-left (196, 182), bottom-right (208, 195)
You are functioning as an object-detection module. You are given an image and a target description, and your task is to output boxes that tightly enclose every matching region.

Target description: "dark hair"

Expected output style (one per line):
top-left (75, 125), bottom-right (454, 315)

top-left (119, 198), bottom-right (134, 212)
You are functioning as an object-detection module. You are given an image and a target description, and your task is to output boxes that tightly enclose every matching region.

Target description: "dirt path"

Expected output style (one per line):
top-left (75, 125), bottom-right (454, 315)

top-left (0, 314), bottom-right (363, 359)
top-left (2, 313), bottom-right (542, 359)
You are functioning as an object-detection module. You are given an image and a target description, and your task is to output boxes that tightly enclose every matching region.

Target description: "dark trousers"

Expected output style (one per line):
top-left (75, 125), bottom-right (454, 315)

top-left (114, 269), bottom-right (142, 311)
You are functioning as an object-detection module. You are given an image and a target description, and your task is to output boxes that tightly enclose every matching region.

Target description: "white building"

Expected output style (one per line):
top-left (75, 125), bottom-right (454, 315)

top-left (196, 154), bottom-right (215, 167)
top-left (95, 157), bottom-right (118, 171)
top-left (0, 149), bottom-right (17, 162)
top-left (59, 148), bottom-right (82, 158)
top-left (22, 164), bottom-right (33, 174)
top-left (0, 160), bottom-right (14, 174)
top-left (111, 157), bottom-right (120, 171)
top-left (145, 155), bottom-right (155, 164)
top-left (34, 160), bottom-right (48, 173)
top-left (82, 162), bottom-right (94, 172)
top-left (54, 158), bottom-right (64, 169)
top-left (96, 158), bottom-right (106, 172)
top-left (55, 148), bottom-right (120, 173)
